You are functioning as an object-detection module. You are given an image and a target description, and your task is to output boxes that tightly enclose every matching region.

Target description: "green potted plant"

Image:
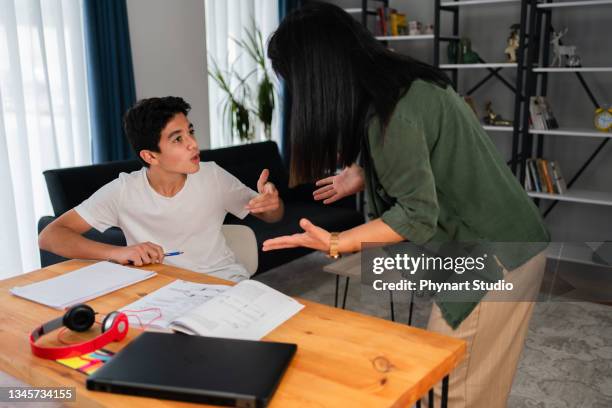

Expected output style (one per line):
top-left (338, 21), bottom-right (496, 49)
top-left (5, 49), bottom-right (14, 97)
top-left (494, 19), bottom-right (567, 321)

top-left (208, 59), bottom-right (254, 142)
top-left (235, 25), bottom-right (275, 140)
top-left (208, 23), bottom-right (276, 142)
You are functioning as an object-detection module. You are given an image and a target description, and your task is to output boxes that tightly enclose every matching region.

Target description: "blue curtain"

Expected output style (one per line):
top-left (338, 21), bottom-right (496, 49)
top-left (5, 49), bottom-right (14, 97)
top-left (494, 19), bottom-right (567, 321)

top-left (83, 0), bottom-right (137, 163)
top-left (278, 0), bottom-right (303, 166)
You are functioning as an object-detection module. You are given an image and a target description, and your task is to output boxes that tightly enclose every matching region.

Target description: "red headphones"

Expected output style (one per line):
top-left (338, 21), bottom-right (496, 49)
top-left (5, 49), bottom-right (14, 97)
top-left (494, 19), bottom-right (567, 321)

top-left (30, 304), bottom-right (129, 360)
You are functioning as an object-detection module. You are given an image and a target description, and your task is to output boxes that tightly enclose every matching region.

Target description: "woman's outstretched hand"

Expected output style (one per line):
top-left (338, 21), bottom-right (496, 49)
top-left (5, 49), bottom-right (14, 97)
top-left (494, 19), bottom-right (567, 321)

top-left (313, 163), bottom-right (365, 204)
top-left (262, 218), bottom-right (331, 252)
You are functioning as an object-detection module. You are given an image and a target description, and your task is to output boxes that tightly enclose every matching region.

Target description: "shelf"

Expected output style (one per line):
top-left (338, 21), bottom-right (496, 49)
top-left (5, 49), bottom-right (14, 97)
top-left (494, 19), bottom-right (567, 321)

top-left (546, 242), bottom-right (612, 268)
top-left (344, 8), bottom-right (376, 14)
top-left (440, 63), bottom-right (517, 69)
top-left (529, 128), bottom-right (612, 138)
top-left (537, 0), bottom-right (612, 9)
top-left (533, 67), bottom-right (612, 73)
top-left (376, 35), bottom-right (434, 41)
top-left (528, 189), bottom-right (612, 206)
top-left (483, 125), bottom-right (514, 132)
top-left (441, 0), bottom-right (520, 6)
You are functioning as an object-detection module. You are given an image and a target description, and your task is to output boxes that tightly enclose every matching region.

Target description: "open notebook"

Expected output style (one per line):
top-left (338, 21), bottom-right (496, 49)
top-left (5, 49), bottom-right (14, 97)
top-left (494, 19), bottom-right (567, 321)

top-left (121, 279), bottom-right (304, 341)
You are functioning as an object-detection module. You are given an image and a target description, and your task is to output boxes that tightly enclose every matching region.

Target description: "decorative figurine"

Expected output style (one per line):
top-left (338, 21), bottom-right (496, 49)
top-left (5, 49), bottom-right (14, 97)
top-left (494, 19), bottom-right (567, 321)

top-left (459, 37), bottom-right (480, 64)
top-left (594, 107), bottom-right (612, 132)
top-left (504, 24), bottom-right (520, 63)
top-left (550, 28), bottom-right (581, 67)
top-left (483, 101), bottom-right (513, 126)
top-left (424, 24), bottom-right (434, 35)
top-left (408, 21), bottom-right (422, 36)
top-left (464, 96), bottom-right (479, 118)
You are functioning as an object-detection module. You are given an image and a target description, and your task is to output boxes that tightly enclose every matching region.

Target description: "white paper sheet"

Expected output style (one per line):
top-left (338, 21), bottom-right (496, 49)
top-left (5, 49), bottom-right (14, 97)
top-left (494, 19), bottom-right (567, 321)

top-left (10, 261), bottom-right (156, 309)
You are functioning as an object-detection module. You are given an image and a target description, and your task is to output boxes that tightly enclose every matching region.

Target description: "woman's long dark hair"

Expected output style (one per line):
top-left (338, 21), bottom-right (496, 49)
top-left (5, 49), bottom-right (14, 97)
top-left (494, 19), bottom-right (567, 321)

top-left (268, 1), bottom-right (451, 185)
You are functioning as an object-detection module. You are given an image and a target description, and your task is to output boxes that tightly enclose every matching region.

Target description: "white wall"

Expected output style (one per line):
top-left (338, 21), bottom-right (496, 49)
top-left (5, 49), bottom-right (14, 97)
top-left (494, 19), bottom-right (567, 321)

top-left (126, 0), bottom-right (211, 148)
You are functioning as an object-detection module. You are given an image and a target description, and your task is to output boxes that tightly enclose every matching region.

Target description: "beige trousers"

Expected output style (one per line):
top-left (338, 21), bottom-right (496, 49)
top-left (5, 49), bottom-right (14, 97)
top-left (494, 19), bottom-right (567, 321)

top-left (425, 251), bottom-right (546, 408)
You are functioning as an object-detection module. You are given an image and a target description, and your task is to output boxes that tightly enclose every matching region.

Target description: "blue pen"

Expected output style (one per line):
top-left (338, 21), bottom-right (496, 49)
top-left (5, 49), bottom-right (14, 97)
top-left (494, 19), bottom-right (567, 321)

top-left (164, 251), bottom-right (184, 257)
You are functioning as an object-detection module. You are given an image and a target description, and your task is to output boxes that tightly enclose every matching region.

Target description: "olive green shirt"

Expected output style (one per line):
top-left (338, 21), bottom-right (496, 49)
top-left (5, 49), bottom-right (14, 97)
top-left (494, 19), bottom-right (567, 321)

top-left (363, 80), bottom-right (549, 328)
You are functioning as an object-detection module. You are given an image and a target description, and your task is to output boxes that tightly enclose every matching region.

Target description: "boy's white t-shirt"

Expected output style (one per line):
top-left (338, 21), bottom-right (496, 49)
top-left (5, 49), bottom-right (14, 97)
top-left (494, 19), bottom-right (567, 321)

top-left (75, 162), bottom-right (258, 281)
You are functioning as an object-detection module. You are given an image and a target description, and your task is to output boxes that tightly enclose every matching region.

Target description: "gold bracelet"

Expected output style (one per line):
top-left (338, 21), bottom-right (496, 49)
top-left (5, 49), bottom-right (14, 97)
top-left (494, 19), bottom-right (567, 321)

top-left (328, 232), bottom-right (341, 259)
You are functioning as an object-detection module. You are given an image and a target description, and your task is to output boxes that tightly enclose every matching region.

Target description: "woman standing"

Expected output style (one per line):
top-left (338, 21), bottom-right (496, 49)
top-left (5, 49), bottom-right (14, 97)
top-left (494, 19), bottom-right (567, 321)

top-left (263, 3), bottom-right (549, 407)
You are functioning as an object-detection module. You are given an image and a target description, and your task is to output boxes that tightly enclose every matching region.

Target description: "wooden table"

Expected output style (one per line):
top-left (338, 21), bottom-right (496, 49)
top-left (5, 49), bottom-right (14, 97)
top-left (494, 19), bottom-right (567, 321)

top-left (0, 260), bottom-right (465, 407)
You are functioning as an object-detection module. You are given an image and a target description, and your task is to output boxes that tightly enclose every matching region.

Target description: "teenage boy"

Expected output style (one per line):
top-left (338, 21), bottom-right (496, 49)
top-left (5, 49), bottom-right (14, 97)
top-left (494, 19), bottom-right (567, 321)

top-left (39, 97), bottom-right (284, 282)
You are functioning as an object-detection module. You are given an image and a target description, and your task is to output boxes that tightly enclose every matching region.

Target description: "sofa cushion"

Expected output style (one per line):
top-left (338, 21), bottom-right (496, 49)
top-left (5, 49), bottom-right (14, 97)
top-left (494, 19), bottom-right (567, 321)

top-left (43, 142), bottom-right (292, 216)
top-left (44, 160), bottom-right (142, 216)
top-left (199, 141), bottom-right (290, 198)
top-left (39, 141), bottom-right (364, 273)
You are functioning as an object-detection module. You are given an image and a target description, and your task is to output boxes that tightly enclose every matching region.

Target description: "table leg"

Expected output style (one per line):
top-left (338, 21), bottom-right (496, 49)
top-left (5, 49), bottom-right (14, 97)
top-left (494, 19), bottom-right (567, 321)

top-left (341, 277), bottom-right (350, 309)
top-left (441, 375), bottom-right (449, 408)
top-left (334, 275), bottom-right (339, 308)
top-left (416, 400), bottom-right (421, 408)
top-left (429, 388), bottom-right (434, 408)
top-left (408, 290), bottom-right (415, 326)
top-left (389, 290), bottom-right (395, 321)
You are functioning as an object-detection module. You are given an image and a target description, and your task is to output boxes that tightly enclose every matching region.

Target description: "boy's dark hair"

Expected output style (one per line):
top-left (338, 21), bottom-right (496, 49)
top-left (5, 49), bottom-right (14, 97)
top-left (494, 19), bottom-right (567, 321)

top-left (123, 96), bottom-right (191, 167)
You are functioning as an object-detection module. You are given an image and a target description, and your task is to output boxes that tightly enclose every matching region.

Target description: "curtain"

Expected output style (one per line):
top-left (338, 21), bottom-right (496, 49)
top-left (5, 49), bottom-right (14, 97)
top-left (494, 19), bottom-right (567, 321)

top-left (0, 0), bottom-right (91, 277)
top-left (204, 0), bottom-right (279, 148)
top-left (83, 0), bottom-right (136, 163)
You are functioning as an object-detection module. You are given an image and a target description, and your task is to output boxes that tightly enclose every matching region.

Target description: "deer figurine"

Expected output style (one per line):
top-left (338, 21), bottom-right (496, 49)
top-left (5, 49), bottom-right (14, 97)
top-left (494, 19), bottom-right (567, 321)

top-left (550, 29), bottom-right (577, 67)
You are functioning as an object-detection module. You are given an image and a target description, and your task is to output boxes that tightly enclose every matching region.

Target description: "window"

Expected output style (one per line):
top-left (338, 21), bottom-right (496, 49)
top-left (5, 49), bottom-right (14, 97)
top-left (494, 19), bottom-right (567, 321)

top-left (0, 0), bottom-right (91, 276)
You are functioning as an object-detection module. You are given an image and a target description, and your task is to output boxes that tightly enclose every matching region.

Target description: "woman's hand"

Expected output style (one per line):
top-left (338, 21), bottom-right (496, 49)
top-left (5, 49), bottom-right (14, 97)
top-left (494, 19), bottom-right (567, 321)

top-left (262, 218), bottom-right (331, 252)
top-left (313, 163), bottom-right (365, 204)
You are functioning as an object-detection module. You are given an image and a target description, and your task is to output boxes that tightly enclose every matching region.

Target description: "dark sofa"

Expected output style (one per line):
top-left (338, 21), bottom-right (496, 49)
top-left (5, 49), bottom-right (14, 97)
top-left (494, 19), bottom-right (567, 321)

top-left (38, 141), bottom-right (364, 274)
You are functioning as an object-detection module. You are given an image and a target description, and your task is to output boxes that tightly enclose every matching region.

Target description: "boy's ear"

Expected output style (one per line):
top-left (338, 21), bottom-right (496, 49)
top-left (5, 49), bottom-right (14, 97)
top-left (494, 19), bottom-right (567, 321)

top-left (139, 150), bottom-right (158, 166)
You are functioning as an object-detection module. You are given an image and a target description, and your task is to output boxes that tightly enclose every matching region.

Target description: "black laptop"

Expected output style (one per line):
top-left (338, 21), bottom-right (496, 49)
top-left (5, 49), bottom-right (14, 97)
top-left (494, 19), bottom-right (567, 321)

top-left (86, 332), bottom-right (297, 408)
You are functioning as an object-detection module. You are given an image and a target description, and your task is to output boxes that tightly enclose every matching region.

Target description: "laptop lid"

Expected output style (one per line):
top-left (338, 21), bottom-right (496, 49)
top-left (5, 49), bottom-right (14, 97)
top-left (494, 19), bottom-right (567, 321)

top-left (86, 332), bottom-right (297, 408)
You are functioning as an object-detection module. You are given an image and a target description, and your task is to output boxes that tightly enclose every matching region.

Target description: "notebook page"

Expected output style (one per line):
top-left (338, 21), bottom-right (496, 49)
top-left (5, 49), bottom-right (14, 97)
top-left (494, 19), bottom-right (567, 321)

top-left (120, 280), bottom-right (230, 329)
top-left (10, 261), bottom-right (156, 309)
top-left (169, 280), bottom-right (304, 340)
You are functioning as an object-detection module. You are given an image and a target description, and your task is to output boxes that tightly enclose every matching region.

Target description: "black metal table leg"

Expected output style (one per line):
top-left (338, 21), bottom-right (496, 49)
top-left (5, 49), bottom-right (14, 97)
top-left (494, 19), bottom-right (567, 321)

top-left (429, 388), bottom-right (434, 408)
top-left (408, 290), bottom-right (415, 326)
top-left (341, 277), bottom-right (350, 309)
top-left (416, 400), bottom-right (421, 408)
top-left (441, 375), bottom-right (449, 408)
top-left (389, 290), bottom-right (395, 321)
top-left (334, 274), bottom-right (339, 307)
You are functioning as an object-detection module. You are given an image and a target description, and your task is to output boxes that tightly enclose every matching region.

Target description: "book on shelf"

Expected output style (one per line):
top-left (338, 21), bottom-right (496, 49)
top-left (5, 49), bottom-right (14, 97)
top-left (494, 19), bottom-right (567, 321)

top-left (525, 158), bottom-right (566, 195)
top-left (549, 160), bottom-right (567, 194)
top-left (377, 7), bottom-right (387, 36)
top-left (526, 159), bottom-right (541, 193)
top-left (529, 96), bottom-right (559, 131)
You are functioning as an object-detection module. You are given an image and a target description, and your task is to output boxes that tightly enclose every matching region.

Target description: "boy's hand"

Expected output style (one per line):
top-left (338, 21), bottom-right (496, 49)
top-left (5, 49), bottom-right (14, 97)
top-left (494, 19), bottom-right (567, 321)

top-left (109, 242), bottom-right (165, 266)
top-left (246, 169), bottom-right (280, 214)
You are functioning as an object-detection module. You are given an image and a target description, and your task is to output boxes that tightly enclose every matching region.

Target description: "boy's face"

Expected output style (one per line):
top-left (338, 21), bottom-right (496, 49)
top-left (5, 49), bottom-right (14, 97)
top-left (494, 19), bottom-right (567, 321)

top-left (143, 113), bottom-right (200, 174)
